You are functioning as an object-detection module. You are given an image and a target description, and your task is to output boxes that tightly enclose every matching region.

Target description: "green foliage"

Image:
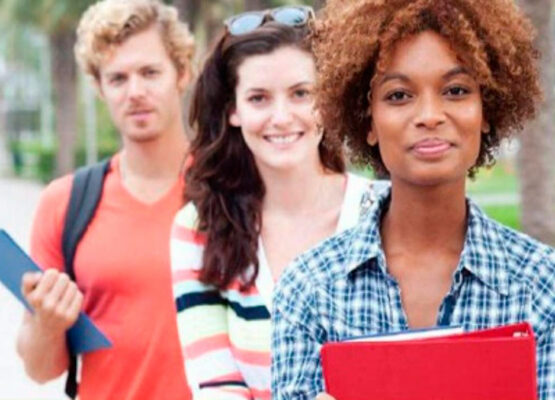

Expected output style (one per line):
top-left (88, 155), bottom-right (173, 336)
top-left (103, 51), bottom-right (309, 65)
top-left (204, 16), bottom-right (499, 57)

top-left (467, 161), bottom-right (518, 195)
top-left (10, 136), bottom-right (119, 183)
top-left (352, 161), bottom-right (522, 231)
top-left (482, 204), bottom-right (520, 231)
top-left (0, 0), bottom-right (96, 34)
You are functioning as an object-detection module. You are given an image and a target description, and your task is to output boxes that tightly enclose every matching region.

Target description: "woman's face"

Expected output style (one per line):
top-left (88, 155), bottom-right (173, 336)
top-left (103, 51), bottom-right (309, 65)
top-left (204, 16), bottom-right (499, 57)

top-left (369, 30), bottom-right (489, 187)
top-left (229, 46), bottom-right (322, 174)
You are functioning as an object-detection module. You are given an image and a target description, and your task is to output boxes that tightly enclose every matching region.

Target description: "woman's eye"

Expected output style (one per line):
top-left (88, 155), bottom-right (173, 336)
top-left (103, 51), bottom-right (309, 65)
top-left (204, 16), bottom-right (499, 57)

top-left (293, 89), bottom-right (311, 99)
top-left (445, 86), bottom-right (470, 97)
top-left (248, 94), bottom-right (266, 103)
top-left (385, 90), bottom-right (411, 102)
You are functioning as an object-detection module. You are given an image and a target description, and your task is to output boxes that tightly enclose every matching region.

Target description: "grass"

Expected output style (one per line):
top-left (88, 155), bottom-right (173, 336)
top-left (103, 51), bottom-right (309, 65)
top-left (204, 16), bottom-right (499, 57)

top-left (466, 160), bottom-right (518, 195)
top-left (481, 204), bottom-right (520, 230)
top-left (353, 159), bottom-right (522, 230)
top-left (468, 161), bottom-right (520, 230)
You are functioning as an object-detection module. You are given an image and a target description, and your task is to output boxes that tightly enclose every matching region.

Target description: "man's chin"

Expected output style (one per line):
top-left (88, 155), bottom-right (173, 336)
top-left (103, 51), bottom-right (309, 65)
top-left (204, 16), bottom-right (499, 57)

top-left (122, 130), bottom-right (161, 143)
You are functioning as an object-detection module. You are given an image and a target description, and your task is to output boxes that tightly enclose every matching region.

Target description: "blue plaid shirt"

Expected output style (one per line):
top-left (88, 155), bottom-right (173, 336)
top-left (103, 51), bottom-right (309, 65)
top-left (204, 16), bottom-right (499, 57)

top-left (272, 188), bottom-right (555, 399)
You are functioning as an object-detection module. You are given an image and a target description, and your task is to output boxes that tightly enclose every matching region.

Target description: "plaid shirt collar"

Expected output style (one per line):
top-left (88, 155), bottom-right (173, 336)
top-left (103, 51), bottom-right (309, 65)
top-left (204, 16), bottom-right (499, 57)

top-left (344, 187), bottom-right (511, 295)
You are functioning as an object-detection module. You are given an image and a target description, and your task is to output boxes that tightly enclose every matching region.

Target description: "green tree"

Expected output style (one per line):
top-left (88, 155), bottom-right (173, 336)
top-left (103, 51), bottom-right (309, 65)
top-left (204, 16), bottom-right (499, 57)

top-left (0, 0), bottom-right (96, 176)
top-left (172, 0), bottom-right (202, 32)
top-left (244, 0), bottom-right (273, 10)
top-left (518, 0), bottom-right (555, 245)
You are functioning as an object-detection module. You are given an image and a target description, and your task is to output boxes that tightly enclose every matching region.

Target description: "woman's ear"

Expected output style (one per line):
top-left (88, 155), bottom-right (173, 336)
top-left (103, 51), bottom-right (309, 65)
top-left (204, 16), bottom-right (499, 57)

top-left (229, 108), bottom-right (241, 127)
top-left (367, 128), bottom-right (378, 146)
top-left (481, 119), bottom-right (491, 135)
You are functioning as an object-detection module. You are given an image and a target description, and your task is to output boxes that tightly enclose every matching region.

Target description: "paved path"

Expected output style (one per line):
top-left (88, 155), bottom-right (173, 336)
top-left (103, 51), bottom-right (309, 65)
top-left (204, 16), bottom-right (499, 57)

top-left (0, 178), bottom-right (63, 400)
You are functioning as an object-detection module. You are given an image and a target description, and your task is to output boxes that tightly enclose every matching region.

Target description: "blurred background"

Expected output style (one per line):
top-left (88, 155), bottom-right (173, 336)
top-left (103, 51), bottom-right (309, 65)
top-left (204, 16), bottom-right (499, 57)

top-left (0, 0), bottom-right (554, 238)
top-left (0, 0), bottom-right (553, 398)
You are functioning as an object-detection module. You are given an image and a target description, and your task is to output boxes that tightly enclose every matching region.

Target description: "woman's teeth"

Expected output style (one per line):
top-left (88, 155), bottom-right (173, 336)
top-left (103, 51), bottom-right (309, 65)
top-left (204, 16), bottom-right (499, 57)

top-left (265, 132), bottom-right (302, 144)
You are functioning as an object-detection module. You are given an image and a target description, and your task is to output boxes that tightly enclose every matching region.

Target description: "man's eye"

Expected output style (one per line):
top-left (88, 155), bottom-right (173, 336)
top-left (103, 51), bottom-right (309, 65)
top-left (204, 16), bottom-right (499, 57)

top-left (144, 69), bottom-right (159, 77)
top-left (110, 75), bottom-right (125, 84)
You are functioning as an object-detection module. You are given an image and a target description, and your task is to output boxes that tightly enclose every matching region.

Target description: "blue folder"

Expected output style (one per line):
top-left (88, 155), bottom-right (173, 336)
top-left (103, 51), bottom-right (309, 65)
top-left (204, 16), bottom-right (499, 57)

top-left (0, 229), bottom-right (111, 354)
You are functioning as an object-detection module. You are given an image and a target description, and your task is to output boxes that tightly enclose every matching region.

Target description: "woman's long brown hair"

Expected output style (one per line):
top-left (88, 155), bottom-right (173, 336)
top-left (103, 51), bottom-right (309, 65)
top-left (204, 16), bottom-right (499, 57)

top-left (185, 22), bottom-right (345, 291)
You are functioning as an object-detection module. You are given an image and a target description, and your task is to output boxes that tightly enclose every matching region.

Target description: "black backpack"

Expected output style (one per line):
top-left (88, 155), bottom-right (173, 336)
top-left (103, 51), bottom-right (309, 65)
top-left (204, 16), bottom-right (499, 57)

top-left (61, 158), bottom-right (111, 398)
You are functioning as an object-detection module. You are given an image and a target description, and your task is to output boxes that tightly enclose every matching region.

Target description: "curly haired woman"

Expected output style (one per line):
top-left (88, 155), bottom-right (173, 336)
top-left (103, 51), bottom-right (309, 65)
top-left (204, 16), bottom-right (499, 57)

top-left (271, 0), bottom-right (554, 399)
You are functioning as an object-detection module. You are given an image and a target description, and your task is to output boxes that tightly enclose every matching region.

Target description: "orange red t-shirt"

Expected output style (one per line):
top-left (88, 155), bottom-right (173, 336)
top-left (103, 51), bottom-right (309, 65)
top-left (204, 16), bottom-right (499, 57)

top-left (30, 154), bottom-right (191, 400)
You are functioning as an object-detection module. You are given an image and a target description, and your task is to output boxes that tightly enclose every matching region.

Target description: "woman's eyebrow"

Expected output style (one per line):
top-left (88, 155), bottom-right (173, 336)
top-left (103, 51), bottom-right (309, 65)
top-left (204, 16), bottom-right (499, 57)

top-left (442, 66), bottom-right (470, 80)
top-left (377, 66), bottom-right (470, 87)
top-left (377, 73), bottom-right (410, 86)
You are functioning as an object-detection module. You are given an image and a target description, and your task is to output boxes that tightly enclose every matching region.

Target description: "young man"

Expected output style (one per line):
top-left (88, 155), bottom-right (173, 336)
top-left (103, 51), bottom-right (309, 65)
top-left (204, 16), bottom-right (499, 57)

top-left (16, 1), bottom-right (195, 399)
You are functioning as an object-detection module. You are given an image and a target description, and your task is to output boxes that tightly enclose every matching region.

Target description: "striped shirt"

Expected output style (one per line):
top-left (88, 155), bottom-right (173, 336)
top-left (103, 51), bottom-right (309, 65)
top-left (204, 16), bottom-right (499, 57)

top-left (171, 173), bottom-right (377, 400)
top-left (272, 187), bottom-right (555, 400)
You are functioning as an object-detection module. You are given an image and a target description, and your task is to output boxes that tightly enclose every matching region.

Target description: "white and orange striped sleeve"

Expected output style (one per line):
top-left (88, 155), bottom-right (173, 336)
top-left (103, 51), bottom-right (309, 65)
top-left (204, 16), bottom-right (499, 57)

top-left (170, 203), bottom-right (253, 400)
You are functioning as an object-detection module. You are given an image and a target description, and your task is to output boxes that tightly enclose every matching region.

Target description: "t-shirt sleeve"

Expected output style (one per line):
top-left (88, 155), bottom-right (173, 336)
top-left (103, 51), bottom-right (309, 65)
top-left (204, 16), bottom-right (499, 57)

top-left (29, 175), bottom-right (72, 272)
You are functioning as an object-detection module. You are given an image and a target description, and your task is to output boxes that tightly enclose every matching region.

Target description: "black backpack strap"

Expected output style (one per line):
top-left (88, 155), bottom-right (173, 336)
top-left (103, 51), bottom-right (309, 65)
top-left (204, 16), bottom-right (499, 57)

top-left (62, 158), bottom-right (111, 279)
top-left (61, 158), bottom-right (111, 399)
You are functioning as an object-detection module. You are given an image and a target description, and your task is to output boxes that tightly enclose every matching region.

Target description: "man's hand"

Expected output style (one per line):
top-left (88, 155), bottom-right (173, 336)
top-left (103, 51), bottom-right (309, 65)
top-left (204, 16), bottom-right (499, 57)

top-left (316, 393), bottom-right (336, 400)
top-left (21, 269), bottom-right (83, 335)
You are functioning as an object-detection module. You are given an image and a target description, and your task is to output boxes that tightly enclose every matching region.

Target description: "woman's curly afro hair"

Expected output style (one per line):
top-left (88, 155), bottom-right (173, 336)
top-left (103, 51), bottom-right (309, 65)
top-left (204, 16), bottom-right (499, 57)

top-left (312, 0), bottom-right (542, 177)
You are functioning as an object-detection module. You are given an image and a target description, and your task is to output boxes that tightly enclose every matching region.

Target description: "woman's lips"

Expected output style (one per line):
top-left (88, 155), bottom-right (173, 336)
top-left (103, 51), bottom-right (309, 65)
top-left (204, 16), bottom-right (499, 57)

top-left (411, 138), bottom-right (453, 158)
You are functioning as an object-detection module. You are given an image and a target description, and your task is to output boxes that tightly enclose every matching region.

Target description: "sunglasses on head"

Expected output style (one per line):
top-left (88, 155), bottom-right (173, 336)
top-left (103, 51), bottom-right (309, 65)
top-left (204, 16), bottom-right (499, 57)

top-left (224, 5), bottom-right (315, 36)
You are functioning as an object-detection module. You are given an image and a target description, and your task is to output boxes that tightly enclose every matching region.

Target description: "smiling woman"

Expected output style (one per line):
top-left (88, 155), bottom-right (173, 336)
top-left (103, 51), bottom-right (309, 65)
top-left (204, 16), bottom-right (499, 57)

top-left (229, 46), bottom-right (322, 172)
top-left (170, 11), bottom-right (378, 400)
top-left (271, 1), bottom-right (555, 399)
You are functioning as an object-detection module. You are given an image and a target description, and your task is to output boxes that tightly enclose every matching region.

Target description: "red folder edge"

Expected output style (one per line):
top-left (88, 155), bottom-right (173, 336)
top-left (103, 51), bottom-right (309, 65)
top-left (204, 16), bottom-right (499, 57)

top-left (321, 322), bottom-right (537, 400)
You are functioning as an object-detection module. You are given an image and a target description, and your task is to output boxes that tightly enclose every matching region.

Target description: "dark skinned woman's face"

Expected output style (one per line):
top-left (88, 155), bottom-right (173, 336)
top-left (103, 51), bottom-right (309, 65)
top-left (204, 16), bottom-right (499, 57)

top-left (369, 30), bottom-right (489, 187)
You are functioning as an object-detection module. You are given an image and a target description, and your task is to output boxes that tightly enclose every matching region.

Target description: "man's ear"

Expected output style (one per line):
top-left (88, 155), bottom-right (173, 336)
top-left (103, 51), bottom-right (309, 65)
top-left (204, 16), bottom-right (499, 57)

top-left (93, 77), bottom-right (105, 100)
top-left (229, 107), bottom-right (241, 127)
top-left (177, 67), bottom-right (191, 93)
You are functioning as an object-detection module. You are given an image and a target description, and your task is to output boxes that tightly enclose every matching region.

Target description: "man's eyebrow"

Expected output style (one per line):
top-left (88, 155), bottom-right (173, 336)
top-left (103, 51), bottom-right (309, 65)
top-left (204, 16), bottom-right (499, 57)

top-left (140, 63), bottom-right (164, 69)
top-left (103, 70), bottom-right (125, 78)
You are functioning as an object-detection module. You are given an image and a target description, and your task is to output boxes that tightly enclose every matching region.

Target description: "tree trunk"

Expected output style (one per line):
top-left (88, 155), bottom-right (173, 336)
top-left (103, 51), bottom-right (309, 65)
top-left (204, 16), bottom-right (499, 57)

top-left (50, 29), bottom-right (78, 177)
top-left (173, 0), bottom-right (201, 32)
top-left (0, 92), bottom-right (12, 175)
top-left (244, 0), bottom-right (271, 11)
top-left (517, 0), bottom-right (555, 245)
top-left (201, 0), bottom-right (224, 48)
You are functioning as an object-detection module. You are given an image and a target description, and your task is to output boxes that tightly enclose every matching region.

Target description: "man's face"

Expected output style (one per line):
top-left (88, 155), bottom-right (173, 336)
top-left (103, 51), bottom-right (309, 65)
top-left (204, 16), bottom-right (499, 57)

top-left (97, 25), bottom-right (188, 144)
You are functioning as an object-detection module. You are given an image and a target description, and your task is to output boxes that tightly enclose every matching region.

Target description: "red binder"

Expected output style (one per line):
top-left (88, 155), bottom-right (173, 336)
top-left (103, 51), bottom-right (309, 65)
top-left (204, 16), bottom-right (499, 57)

top-left (321, 322), bottom-right (537, 400)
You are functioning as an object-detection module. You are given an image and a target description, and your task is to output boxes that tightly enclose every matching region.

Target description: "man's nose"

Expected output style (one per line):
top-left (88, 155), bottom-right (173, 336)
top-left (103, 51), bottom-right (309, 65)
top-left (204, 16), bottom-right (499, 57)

top-left (128, 75), bottom-right (147, 99)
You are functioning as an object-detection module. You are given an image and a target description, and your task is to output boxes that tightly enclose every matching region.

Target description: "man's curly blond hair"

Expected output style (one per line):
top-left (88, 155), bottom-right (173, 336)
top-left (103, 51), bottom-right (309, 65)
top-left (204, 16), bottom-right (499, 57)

top-left (75, 0), bottom-right (195, 82)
